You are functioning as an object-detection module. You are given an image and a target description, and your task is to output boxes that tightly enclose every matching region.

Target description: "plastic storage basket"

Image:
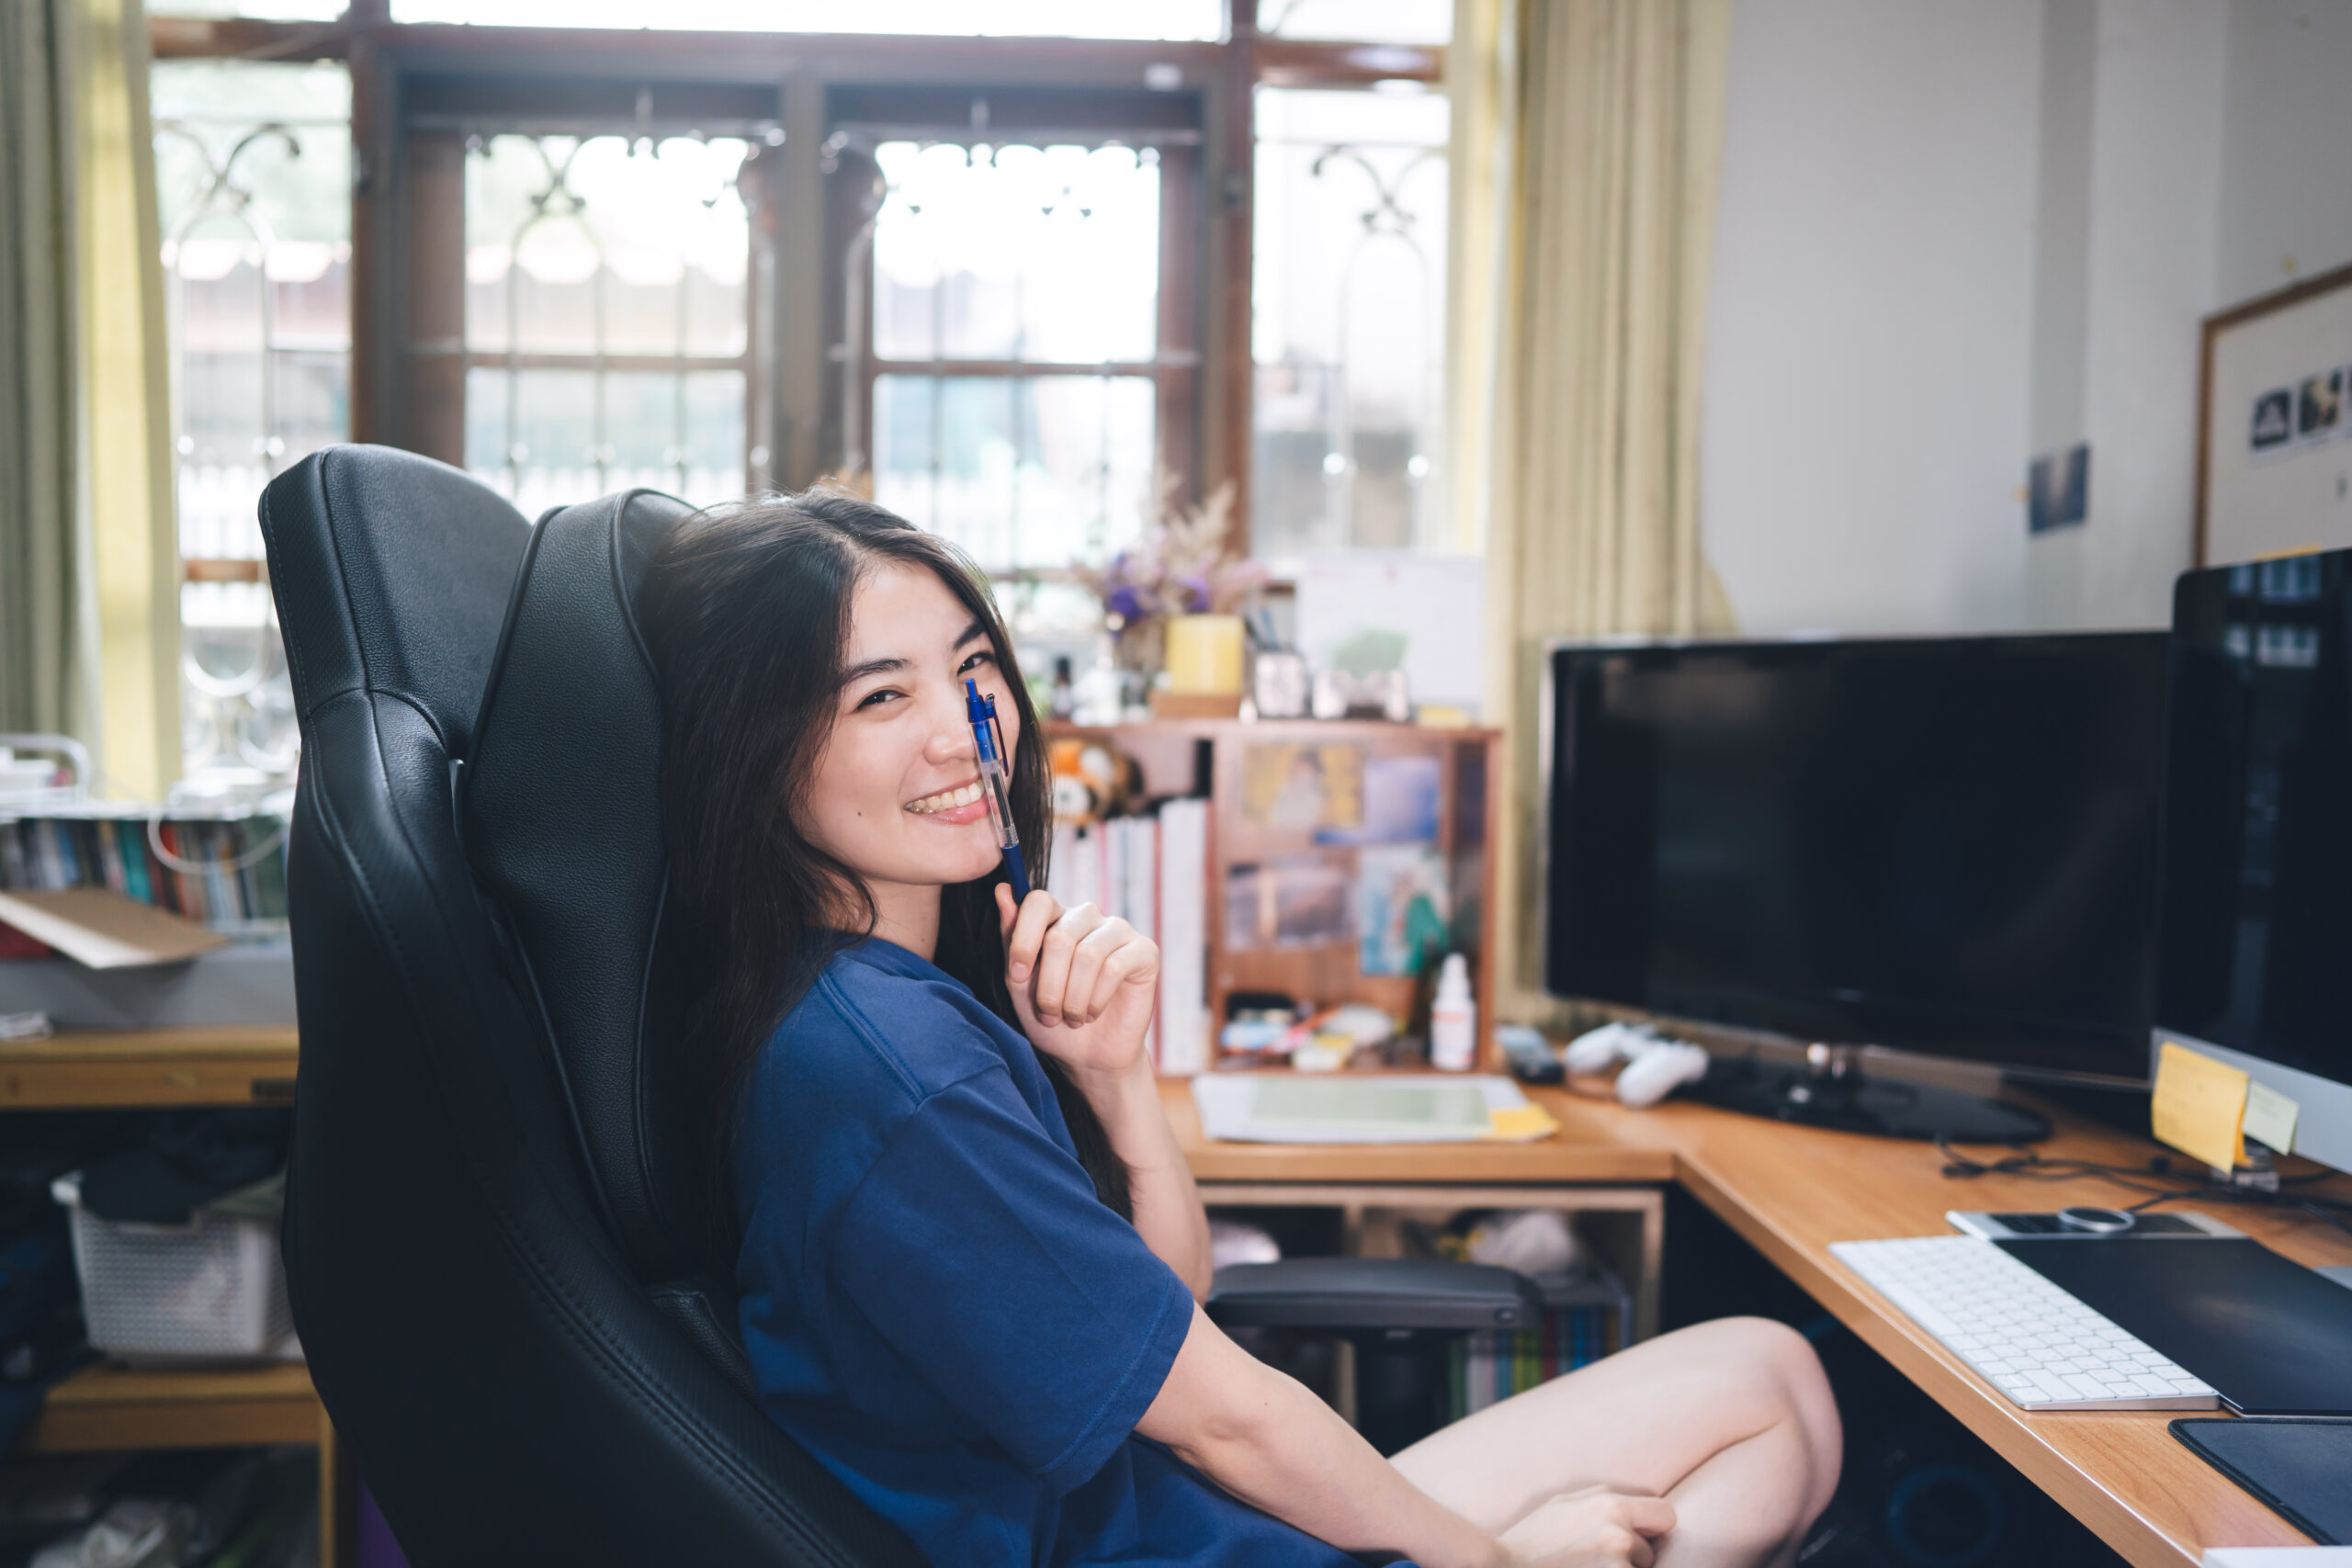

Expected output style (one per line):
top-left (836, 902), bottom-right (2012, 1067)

top-left (50, 1172), bottom-right (293, 1362)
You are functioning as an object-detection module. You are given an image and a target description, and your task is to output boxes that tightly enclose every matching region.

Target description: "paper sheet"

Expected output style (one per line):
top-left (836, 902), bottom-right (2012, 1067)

top-left (0, 888), bottom-right (227, 969)
top-left (2151, 1040), bottom-right (2248, 1171)
top-left (1192, 1074), bottom-right (1545, 1145)
top-left (2243, 1079), bottom-right (2301, 1155)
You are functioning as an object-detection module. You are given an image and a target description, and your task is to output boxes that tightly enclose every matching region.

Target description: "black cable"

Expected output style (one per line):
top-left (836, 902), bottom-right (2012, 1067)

top-left (1934, 1136), bottom-right (2352, 1240)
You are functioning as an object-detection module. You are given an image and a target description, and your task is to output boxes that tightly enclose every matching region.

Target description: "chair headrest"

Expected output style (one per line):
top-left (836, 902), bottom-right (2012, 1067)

top-left (260, 446), bottom-right (530, 757)
top-left (462, 488), bottom-right (695, 1281)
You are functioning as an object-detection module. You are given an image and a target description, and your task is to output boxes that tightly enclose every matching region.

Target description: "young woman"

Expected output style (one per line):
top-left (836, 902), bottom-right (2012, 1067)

top-left (642, 493), bottom-right (1842, 1568)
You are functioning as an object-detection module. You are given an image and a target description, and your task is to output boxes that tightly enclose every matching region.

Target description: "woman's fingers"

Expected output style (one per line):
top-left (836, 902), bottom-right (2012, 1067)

top-left (1084, 935), bottom-right (1159, 1022)
top-left (1030, 902), bottom-right (1103, 1024)
top-left (1615, 1496), bottom-right (1675, 1539)
top-left (1001, 887), bottom-right (1063, 986)
top-left (1497, 1489), bottom-right (1674, 1568)
top-left (1057, 922), bottom-right (1115, 1025)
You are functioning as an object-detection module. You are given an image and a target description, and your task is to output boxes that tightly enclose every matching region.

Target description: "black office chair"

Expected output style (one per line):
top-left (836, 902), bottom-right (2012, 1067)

top-left (262, 445), bottom-right (1533, 1564)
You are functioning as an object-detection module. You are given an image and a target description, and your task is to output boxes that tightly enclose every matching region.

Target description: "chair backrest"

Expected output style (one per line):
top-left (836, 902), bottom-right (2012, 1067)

top-left (461, 486), bottom-right (695, 1280)
top-left (263, 446), bottom-right (920, 1568)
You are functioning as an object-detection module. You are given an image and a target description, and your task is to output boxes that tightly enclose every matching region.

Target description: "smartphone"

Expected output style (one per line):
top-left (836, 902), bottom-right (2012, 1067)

top-left (1945, 1208), bottom-right (2244, 1240)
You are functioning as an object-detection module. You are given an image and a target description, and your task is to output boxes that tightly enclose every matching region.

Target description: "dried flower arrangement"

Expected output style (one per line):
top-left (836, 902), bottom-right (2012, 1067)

top-left (1075, 480), bottom-right (1265, 674)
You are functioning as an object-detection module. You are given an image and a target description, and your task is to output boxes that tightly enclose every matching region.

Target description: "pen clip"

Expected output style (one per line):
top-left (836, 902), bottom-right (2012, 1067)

top-left (981, 694), bottom-right (1011, 772)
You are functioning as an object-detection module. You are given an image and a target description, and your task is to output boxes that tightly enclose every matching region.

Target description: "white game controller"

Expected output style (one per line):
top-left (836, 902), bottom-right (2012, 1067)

top-left (1562, 1021), bottom-right (1711, 1110)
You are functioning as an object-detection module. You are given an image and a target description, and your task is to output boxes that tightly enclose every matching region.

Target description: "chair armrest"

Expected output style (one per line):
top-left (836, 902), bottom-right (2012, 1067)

top-left (1206, 1258), bottom-right (1543, 1333)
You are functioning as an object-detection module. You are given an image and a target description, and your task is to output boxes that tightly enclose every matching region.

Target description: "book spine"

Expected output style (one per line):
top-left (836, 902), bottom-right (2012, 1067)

top-left (233, 819), bottom-right (263, 919)
top-left (1131, 817), bottom-right (1157, 1066)
top-left (76, 821), bottom-right (104, 888)
top-left (115, 820), bottom-right (153, 905)
top-left (206, 822), bottom-right (238, 923)
top-left (160, 822), bottom-right (206, 921)
top-left (251, 818), bottom-right (288, 919)
top-left (40, 821), bottom-right (73, 888)
top-left (96, 818), bottom-right (128, 894)
top-left (1047, 820), bottom-right (1080, 908)
top-left (1154, 798), bottom-right (1209, 1076)
top-left (145, 820), bottom-right (180, 914)
top-left (0, 822), bottom-right (26, 888)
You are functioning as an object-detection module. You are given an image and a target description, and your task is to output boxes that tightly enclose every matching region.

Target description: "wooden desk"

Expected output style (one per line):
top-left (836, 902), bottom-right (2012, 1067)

top-left (0, 1026), bottom-right (300, 1108)
top-left (1164, 1077), bottom-right (2352, 1567)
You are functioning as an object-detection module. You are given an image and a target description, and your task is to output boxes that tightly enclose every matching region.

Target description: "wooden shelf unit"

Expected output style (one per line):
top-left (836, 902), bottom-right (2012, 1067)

top-left (20, 1362), bottom-right (323, 1454)
top-left (1046, 718), bottom-right (1503, 1068)
top-left (2, 1029), bottom-right (348, 1565)
top-left (0, 1026), bottom-right (299, 1109)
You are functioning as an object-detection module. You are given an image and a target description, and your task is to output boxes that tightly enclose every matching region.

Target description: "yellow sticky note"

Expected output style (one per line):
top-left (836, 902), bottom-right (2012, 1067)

top-left (1485, 1104), bottom-right (1560, 1143)
top-left (2151, 1041), bottom-right (2248, 1171)
top-left (2244, 1079), bottom-right (2301, 1155)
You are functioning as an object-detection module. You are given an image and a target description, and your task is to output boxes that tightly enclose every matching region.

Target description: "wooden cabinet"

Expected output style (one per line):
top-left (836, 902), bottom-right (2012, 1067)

top-left (1047, 719), bottom-right (1502, 1069)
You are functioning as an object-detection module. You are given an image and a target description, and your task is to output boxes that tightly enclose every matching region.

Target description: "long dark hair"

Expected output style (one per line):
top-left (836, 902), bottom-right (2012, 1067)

top-left (641, 491), bottom-right (1132, 1268)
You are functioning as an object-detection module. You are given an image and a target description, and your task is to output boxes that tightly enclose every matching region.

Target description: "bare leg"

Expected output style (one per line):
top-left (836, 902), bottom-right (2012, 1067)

top-left (1391, 1317), bottom-right (1841, 1568)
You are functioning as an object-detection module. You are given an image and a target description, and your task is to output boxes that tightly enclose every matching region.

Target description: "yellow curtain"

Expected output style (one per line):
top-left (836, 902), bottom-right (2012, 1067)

top-left (1463, 0), bottom-right (1738, 1017)
top-left (77, 0), bottom-right (181, 801)
top-left (0, 3), bottom-right (92, 744)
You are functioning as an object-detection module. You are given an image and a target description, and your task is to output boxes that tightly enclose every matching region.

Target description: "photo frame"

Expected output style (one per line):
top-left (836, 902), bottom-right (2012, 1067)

top-left (2197, 260), bottom-right (2352, 566)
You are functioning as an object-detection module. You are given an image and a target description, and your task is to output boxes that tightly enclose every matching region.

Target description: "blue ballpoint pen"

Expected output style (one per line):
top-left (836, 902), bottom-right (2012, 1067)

top-left (965, 678), bottom-right (1031, 899)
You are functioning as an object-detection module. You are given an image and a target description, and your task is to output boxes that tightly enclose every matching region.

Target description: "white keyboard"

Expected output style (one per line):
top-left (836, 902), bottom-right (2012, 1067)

top-left (1830, 1236), bottom-right (2220, 1411)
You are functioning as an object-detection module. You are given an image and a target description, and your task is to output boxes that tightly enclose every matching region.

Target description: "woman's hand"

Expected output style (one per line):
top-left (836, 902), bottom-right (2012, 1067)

top-left (1495, 1488), bottom-right (1676, 1568)
top-left (995, 886), bottom-right (1159, 1080)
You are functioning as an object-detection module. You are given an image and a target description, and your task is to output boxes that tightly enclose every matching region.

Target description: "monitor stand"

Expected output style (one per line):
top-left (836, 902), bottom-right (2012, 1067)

top-left (1685, 1045), bottom-right (2051, 1143)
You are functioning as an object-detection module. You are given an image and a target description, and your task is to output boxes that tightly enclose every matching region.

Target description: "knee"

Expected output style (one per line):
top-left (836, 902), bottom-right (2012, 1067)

top-left (1702, 1315), bottom-right (1819, 1391)
top-left (1713, 1318), bottom-right (1842, 1461)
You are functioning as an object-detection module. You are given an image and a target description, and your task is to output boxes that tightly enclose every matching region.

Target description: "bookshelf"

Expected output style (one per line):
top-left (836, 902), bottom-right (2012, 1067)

top-left (1046, 718), bottom-right (1503, 1071)
top-left (1, 1030), bottom-right (348, 1566)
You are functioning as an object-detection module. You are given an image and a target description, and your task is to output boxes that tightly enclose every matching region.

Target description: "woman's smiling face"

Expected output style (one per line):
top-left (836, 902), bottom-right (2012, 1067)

top-left (797, 561), bottom-right (1020, 908)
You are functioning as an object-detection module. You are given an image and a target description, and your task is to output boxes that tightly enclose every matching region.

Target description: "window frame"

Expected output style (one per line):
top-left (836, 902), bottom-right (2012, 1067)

top-left (827, 85), bottom-right (1204, 577)
top-left (149, 1), bottom-right (1445, 560)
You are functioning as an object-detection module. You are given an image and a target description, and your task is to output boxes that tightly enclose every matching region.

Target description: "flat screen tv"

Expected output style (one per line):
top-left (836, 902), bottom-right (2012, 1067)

top-left (1544, 634), bottom-right (2170, 1093)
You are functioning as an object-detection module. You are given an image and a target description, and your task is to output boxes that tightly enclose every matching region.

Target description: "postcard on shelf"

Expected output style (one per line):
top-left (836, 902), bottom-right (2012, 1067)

top-left (1358, 844), bottom-right (1449, 976)
top-left (1241, 743), bottom-right (1363, 831)
top-left (1317, 753), bottom-right (1441, 846)
top-left (1224, 856), bottom-right (1353, 950)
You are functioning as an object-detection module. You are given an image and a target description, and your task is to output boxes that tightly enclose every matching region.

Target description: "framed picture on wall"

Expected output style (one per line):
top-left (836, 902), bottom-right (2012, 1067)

top-left (2198, 261), bottom-right (2352, 566)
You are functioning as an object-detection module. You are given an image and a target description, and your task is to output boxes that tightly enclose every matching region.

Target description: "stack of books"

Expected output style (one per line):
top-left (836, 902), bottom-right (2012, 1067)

top-left (1046, 797), bottom-right (1211, 1075)
top-left (1444, 1266), bottom-right (1634, 1418)
top-left (0, 808), bottom-right (290, 933)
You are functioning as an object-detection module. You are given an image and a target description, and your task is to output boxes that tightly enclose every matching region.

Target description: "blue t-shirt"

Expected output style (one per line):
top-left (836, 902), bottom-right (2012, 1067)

top-left (735, 938), bottom-right (1398, 1567)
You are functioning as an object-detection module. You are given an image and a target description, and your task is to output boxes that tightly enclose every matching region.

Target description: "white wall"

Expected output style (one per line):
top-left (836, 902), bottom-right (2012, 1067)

top-left (2217, 2), bottom-right (2352, 308)
top-left (2029, 0), bottom-right (2226, 629)
top-left (1701, 0), bottom-right (2338, 637)
top-left (1701, 0), bottom-right (2041, 637)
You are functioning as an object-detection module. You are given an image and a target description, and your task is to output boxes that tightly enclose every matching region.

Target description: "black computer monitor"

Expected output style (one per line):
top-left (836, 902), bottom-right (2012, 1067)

top-left (2159, 553), bottom-right (2352, 1175)
top-left (1544, 633), bottom-right (2171, 1137)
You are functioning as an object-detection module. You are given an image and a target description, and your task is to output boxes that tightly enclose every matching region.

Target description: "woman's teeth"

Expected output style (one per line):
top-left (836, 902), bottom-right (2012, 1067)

top-left (907, 782), bottom-right (983, 815)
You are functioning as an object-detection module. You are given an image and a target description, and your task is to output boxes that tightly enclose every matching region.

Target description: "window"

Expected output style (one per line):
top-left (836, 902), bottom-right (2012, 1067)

top-left (463, 132), bottom-right (766, 517)
top-left (387, 0), bottom-right (1222, 38)
top-left (153, 0), bottom-right (1458, 626)
top-left (861, 141), bottom-right (1167, 573)
top-left (1250, 85), bottom-right (1450, 558)
top-left (1258, 0), bottom-right (1451, 44)
top-left (153, 58), bottom-right (350, 784)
